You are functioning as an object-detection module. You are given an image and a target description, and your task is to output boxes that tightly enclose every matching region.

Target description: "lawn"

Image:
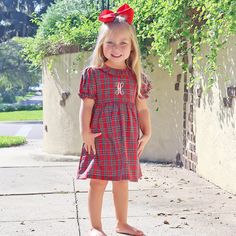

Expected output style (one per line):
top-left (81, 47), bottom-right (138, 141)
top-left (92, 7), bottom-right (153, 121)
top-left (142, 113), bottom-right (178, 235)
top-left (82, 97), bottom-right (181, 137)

top-left (0, 136), bottom-right (27, 147)
top-left (0, 110), bottom-right (43, 121)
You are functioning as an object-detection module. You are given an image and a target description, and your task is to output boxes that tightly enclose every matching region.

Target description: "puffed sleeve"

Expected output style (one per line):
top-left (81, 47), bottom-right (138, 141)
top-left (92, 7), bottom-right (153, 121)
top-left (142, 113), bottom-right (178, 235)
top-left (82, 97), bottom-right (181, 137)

top-left (138, 73), bottom-right (152, 99)
top-left (78, 67), bottom-right (97, 100)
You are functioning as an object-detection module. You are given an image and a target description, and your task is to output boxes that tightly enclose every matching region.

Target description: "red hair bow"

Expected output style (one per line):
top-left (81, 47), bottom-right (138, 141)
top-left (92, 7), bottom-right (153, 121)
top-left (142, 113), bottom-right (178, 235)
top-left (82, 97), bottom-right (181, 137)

top-left (98, 3), bottom-right (134, 25)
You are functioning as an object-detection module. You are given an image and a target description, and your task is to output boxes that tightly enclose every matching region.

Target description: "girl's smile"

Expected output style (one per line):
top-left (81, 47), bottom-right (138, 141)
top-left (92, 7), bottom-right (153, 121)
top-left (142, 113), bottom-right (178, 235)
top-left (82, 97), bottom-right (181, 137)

top-left (111, 54), bottom-right (122, 58)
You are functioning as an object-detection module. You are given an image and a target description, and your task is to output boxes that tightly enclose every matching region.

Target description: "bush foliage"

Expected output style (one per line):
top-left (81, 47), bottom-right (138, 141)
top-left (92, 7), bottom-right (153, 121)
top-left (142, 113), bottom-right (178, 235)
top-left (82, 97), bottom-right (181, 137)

top-left (0, 40), bottom-right (41, 103)
top-left (0, 136), bottom-right (27, 148)
top-left (0, 103), bottom-right (42, 112)
top-left (20, 0), bottom-right (236, 87)
top-left (117, 0), bottom-right (236, 87)
top-left (19, 0), bottom-right (100, 67)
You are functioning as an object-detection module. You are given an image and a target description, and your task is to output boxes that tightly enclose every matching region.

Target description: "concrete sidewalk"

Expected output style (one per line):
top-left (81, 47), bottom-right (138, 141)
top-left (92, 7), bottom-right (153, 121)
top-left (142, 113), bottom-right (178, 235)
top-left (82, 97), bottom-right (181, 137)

top-left (0, 140), bottom-right (235, 236)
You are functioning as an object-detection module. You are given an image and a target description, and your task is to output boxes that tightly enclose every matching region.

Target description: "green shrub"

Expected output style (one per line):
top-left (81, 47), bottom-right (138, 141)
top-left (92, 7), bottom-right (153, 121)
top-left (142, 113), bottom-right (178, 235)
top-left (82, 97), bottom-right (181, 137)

top-left (19, 0), bottom-right (236, 88)
top-left (116, 0), bottom-right (236, 88)
top-left (0, 39), bottom-right (41, 103)
top-left (0, 103), bottom-right (42, 112)
top-left (0, 91), bottom-right (17, 103)
top-left (18, 0), bottom-right (100, 68)
top-left (0, 136), bottom-right (26, 148)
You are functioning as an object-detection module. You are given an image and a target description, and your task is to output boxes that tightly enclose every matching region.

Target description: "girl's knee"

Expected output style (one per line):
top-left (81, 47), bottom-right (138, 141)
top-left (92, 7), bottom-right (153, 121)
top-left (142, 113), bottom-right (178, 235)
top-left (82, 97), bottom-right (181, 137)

top-left (112, 180), bottom-right (128, 186)
top-left (90, 179), bottom-right (108, 190)
top-left (112, 180), bottom-right (128, 192)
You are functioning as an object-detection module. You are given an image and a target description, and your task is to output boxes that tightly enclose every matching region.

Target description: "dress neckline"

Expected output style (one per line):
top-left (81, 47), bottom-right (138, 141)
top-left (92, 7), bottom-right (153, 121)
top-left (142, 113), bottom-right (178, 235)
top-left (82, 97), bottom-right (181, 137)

top-left (101, 63), bottom-right (131, 75)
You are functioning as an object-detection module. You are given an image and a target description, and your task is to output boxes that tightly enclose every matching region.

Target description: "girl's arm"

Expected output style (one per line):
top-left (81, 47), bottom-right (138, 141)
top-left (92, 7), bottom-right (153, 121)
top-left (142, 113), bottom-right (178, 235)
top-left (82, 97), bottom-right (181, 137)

top-left (135, 97), bottom-right (152, 158)
top-left (79, 98), bottom-right (101, 154)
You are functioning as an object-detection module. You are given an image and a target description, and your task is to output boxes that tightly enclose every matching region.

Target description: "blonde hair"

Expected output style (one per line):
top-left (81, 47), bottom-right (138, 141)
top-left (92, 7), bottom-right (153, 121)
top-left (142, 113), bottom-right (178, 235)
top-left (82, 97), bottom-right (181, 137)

top-left (90, 16), bottom-right (143, 97)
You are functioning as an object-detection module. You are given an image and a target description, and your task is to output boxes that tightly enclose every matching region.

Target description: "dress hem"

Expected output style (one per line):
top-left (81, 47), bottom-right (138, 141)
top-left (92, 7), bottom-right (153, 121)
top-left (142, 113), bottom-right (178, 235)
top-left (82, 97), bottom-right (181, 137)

top-left (76, 174), bottom-right (142, 182)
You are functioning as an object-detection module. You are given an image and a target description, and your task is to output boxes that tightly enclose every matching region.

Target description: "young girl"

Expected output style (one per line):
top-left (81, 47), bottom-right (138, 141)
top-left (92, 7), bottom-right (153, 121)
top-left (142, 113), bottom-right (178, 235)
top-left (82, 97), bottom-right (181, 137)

top-left (77, 4), bottom-right (152, 236)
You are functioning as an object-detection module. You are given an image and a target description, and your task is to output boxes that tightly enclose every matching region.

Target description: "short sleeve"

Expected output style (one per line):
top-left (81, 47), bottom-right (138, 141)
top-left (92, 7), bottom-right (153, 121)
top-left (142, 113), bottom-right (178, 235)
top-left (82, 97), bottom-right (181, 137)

top-left (139, 73), bottom-right (152, 99)
top-left (78, 67), bottom-right (97, 100)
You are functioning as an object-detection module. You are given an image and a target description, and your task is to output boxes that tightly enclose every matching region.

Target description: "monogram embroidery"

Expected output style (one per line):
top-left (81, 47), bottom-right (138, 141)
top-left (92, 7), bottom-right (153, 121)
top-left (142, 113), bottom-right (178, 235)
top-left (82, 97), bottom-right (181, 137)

top-left (115, 82), bottom-right (125, 95)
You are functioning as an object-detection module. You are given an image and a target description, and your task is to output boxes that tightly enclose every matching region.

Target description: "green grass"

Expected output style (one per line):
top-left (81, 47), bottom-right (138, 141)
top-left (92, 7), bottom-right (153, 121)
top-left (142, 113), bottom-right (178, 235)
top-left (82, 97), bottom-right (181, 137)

top-left (0, 110), bottom-right (43, 121)
top-left (0, 136), bottom-right (27, 148)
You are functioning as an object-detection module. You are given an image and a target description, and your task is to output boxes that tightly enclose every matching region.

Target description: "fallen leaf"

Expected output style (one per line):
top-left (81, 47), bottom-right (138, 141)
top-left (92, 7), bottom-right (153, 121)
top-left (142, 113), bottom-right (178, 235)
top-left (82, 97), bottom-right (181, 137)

top-left (157, 212), bottom-right (166, 216)
top-left (164, 220), bottom-right (169, 224)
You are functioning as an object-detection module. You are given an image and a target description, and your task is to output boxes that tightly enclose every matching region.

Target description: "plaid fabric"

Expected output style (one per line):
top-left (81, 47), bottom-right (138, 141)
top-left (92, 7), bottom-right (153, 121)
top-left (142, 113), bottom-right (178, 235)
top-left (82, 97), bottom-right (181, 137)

top-left (77, 64), bottom-right (152, 182)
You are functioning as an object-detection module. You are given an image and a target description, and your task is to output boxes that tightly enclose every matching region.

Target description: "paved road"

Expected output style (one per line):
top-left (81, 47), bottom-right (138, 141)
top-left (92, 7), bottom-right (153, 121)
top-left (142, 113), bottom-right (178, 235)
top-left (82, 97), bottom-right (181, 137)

top-left (19, 95), bottom-right (43, 106)
top-left (0, 121), bottom-right (43, 139)
top-left (0, 94), bottom-right (43, 139)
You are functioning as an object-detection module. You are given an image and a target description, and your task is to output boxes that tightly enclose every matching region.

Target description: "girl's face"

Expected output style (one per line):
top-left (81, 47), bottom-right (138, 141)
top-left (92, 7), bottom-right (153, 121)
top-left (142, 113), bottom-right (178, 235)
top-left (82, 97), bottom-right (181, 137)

top-left (103, 27), bottom-right (132, 69)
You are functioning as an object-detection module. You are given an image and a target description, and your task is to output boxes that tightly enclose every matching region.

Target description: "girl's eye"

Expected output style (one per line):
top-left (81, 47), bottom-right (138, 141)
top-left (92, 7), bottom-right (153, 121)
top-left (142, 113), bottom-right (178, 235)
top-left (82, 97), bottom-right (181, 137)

top-left (121, 42), bottom-right (127, 45)
top-left (106, 41), bottom-right (113, 45)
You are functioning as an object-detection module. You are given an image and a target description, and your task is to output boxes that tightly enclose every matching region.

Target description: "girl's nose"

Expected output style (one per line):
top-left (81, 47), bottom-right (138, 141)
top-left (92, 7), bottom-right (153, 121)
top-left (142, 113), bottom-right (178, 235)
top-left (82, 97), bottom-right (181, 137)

top-left (112, 44), bottom-right (121, 52)
top-left (112, 44), bottom-right (119, 49)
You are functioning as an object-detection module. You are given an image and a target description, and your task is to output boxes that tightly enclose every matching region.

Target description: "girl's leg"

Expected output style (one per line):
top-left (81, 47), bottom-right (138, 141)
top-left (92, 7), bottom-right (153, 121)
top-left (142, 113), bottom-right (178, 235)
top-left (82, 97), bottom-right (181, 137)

top-left (88, 179), bottom-right (108, 236)
top-left (112, 180), bottom-right (144, 236)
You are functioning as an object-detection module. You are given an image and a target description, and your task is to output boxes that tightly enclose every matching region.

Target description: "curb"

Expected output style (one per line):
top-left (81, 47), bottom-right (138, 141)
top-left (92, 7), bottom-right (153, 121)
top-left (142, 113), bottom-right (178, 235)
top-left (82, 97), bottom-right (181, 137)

top-left (30, 151), bottom-right (80, 162)
top-left (0, 120), bottom-right (43, 124)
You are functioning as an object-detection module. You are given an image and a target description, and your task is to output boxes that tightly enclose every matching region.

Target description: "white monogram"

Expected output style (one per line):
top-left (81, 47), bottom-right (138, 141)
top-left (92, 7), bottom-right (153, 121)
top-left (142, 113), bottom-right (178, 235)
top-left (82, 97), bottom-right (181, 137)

top-left (115, 82), bottom-right (124, 95)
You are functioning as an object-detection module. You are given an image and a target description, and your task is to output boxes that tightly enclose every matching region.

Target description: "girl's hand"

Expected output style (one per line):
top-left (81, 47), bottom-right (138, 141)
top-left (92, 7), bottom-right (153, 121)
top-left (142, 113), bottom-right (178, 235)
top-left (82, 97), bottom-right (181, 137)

top-left (137, 134), bottom-right (151, 158)
top-left (82, 131), bottom-right (102, 155)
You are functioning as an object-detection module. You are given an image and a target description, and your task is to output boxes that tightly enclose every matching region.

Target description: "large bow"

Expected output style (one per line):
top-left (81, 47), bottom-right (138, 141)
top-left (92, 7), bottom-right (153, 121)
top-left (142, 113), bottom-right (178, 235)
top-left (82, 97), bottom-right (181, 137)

top-left (98, 4), bottom-right (134, 25)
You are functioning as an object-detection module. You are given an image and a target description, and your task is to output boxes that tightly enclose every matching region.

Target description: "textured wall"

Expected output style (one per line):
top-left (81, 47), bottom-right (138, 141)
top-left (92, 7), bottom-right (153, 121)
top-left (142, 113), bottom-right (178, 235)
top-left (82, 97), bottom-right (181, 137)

top-left (143, 51), bottom-right (183, 163)
top-left (195, 36), bottom-right (236, 193)
top-left (42, 52), bottom-right (88, 155)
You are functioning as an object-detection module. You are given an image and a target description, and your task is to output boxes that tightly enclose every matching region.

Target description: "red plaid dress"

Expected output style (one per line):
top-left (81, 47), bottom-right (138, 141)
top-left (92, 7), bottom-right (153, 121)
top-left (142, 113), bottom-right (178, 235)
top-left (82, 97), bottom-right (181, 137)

top-left (77, 64), bottom-right (152, 182)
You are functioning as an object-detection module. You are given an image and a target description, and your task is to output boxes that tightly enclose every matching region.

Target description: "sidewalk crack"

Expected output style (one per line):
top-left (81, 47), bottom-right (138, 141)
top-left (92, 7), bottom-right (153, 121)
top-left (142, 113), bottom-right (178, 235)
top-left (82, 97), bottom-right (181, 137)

top-left (0, 191), bottom-right (74, 196)
top-left (73, 178), bottom-right (81, 236)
